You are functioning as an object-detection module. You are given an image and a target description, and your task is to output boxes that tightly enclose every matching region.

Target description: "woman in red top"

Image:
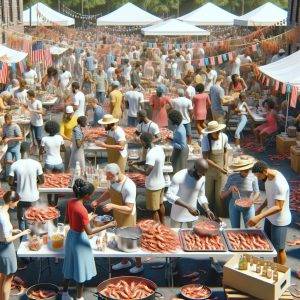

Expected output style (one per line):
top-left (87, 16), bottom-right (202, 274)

top-left (192, 83), bottom-right (211, 134)
top-left (62, 179), bottom-right (115, 300)
top-left (149, 85), bottom-right (171, 128)
top-left (229, 74), bottom-right (247, 94)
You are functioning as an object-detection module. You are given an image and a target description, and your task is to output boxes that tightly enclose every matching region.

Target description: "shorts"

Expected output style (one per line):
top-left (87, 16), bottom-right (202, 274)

top-left (146, 188), bottom-right (164, 211)
top-left (264, 218), bottom-right (288, 251)
top-left (183, 123), bottom-right (192, 137)
top-left (31, 125), bottom-right (43, 142)
top-left (44, 163), bottom-right (64, 172)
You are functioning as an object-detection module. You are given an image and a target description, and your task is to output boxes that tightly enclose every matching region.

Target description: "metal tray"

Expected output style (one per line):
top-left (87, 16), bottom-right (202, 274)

top-left (179, 229), bottom-right (227, 252)
top-left (223, 229), bottom-right (275, 252)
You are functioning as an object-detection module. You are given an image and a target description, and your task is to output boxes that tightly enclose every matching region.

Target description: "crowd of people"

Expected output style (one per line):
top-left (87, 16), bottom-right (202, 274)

top-left (0, 33), bottom-right (298, 300)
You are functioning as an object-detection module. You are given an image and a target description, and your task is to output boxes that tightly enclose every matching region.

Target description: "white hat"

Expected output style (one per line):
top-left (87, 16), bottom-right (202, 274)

top-left (279, 48), bottom-right (285, 54)
top-left (106, 163), bottom-right (120, 175)
top-left (66, 106), bottom-right (74, 114)
top-left (98, 114), bottom-right (119, 125)
top-left (201, 121), bottom-right (226, 134)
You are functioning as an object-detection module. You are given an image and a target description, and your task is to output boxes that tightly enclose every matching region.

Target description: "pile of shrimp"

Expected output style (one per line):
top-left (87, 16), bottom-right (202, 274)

top-left (138, 220), bottom-right (180, 253)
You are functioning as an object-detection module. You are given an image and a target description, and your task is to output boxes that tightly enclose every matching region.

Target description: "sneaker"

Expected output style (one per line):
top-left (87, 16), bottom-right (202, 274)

top-left (61, 292), bottom-right (74, 300)
top-left (129, 265), bottom-right (144, 274)
top-left (112, 261), bottom-right (132, 271)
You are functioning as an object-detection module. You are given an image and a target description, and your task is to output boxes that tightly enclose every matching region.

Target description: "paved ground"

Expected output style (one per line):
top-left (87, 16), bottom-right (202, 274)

top-left (4, 130), bottom-right (300, 299)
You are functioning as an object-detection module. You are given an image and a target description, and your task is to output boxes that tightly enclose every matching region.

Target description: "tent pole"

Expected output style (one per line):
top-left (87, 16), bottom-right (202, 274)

top-left (284, 88), bottom-right (290, 133)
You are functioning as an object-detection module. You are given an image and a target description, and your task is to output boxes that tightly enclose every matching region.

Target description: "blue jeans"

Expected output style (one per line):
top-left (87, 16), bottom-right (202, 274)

top-left (5, 144), bottom-right (21, 178)
top-left (235, 115), bottom-right (247, 139)
top-left (31, 125), bottom-right (43, 144)
top-left (96, 91), bottom-right (106, 103)
top-left (44, 163), bottom-right (64, 172)
top-left (127, 116), bottom-right (138, 127)
top-left (229, 197), bottom-right (255, 228)
top-left (183, 122), bottom-right (192, 137)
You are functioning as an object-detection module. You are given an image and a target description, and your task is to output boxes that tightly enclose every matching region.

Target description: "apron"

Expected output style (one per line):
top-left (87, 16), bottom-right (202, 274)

top-left (109, 179), bottom-right (136, 227)
top-left (171, 146), bottom-right (189, 174)
top-left (106, 131), bottom-right (127, 173)
top-left (205, 135), bottom-right (227, 218)
top-left (69, 126), bottom-right (85, 170)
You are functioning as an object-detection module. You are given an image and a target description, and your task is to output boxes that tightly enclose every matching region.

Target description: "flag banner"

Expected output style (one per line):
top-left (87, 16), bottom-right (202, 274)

top-left (290, 86), bottom-right (298, 108)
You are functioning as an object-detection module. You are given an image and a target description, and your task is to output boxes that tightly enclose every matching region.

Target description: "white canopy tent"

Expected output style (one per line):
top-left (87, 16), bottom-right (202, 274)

top-left (234, 2), bottom-right (287, 26)
top-left (142, 19), bottom-right (210, 36)
top-left (259, 50), bottom-right (300, 90)
top-left (0, 45), bottom-right (28, 64)
top-left (97, 2), bottom-right (161, 26)
top-left (23, 2), bottom-right (75, 26)
top-left (178, 2), bottom-right (238, 26)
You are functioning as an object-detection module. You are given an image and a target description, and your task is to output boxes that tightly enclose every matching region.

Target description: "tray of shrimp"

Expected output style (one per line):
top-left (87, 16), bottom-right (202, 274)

top-left (179, 229), bottom-right (227, 252)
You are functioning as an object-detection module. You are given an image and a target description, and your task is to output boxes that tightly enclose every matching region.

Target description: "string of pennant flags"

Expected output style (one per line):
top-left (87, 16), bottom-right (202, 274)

top-left (61, 4), bottom-right (102, 20)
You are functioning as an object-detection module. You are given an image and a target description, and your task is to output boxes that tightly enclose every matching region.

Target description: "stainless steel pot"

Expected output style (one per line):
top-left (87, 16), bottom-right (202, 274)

top-left (114, 226), bottom-right (142, 252)
top-left (26, 283), bottom-right (59, 300)
top-left (97, 276), bottom-right (163, 300)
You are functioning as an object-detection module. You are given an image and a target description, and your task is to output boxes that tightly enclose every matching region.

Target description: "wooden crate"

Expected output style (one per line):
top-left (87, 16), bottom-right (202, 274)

top-left (276, 135), bottom-right (297, 154)
top-left (223, 255), bottom-right (291, 300)
top-left (224, 286), bottom-right (293, 300)
top-left (291, 146), bottom-right (300, 173)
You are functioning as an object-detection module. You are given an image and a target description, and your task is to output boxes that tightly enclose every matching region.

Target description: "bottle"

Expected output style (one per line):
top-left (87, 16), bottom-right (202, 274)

top-left (266, 265), bottom-right (272, 279)
top-left (262, 262), bottom-right (267, 277)
top-left (256, 261), bottom-right (261, 274)
top-left (242, 255), bottom-right (248, 270)
top-left (238, 255), bottom-right (244, 270)
top-left (249, 256), bottom-right (254, 271)
top-left (273, 266), bottom-right (278, 282)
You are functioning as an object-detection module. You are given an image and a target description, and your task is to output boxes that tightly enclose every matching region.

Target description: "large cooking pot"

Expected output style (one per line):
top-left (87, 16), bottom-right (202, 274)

top-left (115, 226), bottom-right (142, 252)
top-left (97, 276), bottom-right (162, 300)
top-left (26, 283), bottom-right (59, 300)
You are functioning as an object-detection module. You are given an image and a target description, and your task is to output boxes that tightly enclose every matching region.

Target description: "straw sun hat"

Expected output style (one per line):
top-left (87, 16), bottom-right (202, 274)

top-left (201, 121), bottom-right (226, 134)
top-left (230, 156), bottom-right (255, 172)
top-left (98, 114), bottom-right (119, 125)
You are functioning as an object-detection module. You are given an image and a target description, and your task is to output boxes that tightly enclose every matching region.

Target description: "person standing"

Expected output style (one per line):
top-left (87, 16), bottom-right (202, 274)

top-left (26, 90), bottom-right (43, 151)
top-left (221, 156), bottom-right (260, 228)
top-left (123, 59), bottom-right (132, 88)
top-left (166, 159), bottom-right (215, 228)
top-left (130, 62), bottom-right (142, 89)
top-left (0, 191), bottom-right (31, 300)
top-left (125, 83), bottom-right (144, 127)
top-left (204, 65), bottom-right (217, 93)
top-left (210, 76), bottom-right (226, 124)
top-left (23, 62), bottom-right (38, 88)
top-left (91, 163), bottom-right (143, 274)
top-left (168, 110), bottom-right (189, 174)
top-left (109, 81), bottom-right (123, 120)
top-left (8, 142), bottom-right (44, 231)
top-left (93, 65), bottom-right (108, 104)
top-left (1, 114), bottom-right (22, 179)
top-left (248, 161), bottom-right (291, 265)
top-left (62, 179), bottom-right (115, 300)
top-left (130, 133), bottom-right (166, 223)
top-left (107, 62), bottom-right (116, 85)
top-left (71, 82), bottom-right (86, 117)
top-left (87, 98), bottom-right (104, 126)
top-left (201, 121), bottom-right (229, 218)
top-left (84, 52), bottom-right (97, 74)
top-left (171, 89), bottom-right (193, 144)
top-left (69, 116), bottom-right (87, 171)
top-left (96, 115), bottom-right (127, 172)
top-left (58, 65), bottom-right (72, 92)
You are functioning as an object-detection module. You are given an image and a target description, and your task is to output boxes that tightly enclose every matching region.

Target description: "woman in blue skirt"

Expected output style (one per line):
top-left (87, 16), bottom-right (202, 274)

top-left (0, 191), bottom-right (31, 300)
top-left (62, 179), bottom-right (116, 300)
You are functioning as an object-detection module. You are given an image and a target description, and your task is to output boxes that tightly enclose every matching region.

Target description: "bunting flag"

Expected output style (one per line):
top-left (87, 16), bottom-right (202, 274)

top-left (217, 55), bottom-right (223, 65)
top-left (199, 58), bottom-right (204, 67)
top-left (204, 58), bottom-right (209, 66)
top-left (281, 83), bottom-right (286, 94)
top-left (0, 62), bottom-right (8, 84)
top-left (210, 56), bottom-right (215, 66)
top-left (290, 86), bottom-right (298, 108)
top-left (274, 80), bottom-right (279, 91)
top-left (252, 44), bottom-right (257, 52)
top-left (266, 78), bottom-right (270, 86)
top-left (228, 52), bottom-right (233, 61)
top-left (31, 41), bottom-right (44, 63)
top-left (44, 48), bottom-right (52, 68)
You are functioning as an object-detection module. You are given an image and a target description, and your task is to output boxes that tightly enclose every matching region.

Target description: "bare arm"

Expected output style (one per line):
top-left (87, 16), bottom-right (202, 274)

top-left (84, 221), bottom-right (115, 236)
top-left (203, 152), bottom-right (228, 174)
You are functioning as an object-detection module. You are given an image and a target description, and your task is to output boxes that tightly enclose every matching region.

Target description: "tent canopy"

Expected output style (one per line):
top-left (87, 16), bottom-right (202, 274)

top-left (97, 2), bottom-right (161, 26)
top-left (23, 2), bottom-right (75, 26)
top-left (259, 50), bottom-right (300, 89)
top-left (0, 45), bottom-right (27, 64)
top-left (142, 19), bottom-right (210, 36)
top-left (178, 2), bottom-right (238, 26)
top-left (234, 2), bottom-right (287, 26)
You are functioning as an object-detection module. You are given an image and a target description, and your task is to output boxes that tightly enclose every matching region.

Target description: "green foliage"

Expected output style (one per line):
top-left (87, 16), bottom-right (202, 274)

top-left (23, 0), bottom-right (289, 16)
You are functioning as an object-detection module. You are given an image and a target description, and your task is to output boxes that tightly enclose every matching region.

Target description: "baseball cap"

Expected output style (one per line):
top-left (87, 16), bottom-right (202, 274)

top-left (66, 106), bottom-right (74, 114)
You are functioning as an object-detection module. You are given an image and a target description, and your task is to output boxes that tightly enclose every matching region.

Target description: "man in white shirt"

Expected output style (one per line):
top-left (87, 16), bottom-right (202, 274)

top-left (230, 54), bottom-right (241, 76)
top-left (107, 62), bottom-right (116, 85)
top-left (71, 81), bottom-right (85, 117)
top-left (204, 66), bottom-right (217, 93)
top-left (23, 62), bottom-right (38, 87)
top-left (248, 161), bottom-right (291, 265)
top-left (166, 159), bottom-right (215, 228)
top-left (130, 133), bottom-right (166, 223)
top-left (185, 78), bottom-right (196, 100)
top-left (59, 65), bottom-right (72, 90)
top-left (26, 90), bottom-right (43, 149)
top-left (171, 89), bottom-right (193, 144)
top-left (125, 83), bottom-right (144, 127)
top-left (8, 142), bottom-right (44, 231)
top-left (123, 60), bottom-right (132, 88)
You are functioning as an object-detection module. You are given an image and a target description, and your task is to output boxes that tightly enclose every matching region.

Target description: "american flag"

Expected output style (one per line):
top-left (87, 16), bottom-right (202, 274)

top-left (31, 41), bottom-right (44, 63)
top-left (43, 48), bottom-right (53, 69)
top-left (0, 62), bottom-right (8, 84)
top-left (23, 38), bottom-right (32, 54)
top-left (18, 61), bottom-right (25, 74)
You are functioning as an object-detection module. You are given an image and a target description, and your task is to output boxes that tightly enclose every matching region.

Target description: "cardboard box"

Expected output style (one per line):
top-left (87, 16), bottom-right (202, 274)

top-left (223, 255), bottom-right (291, 300)
top-left (291, 146), bottom-right (300, 173)
top-left (276, 135), bottom-right (296, 154)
